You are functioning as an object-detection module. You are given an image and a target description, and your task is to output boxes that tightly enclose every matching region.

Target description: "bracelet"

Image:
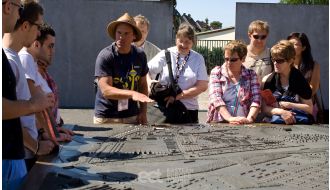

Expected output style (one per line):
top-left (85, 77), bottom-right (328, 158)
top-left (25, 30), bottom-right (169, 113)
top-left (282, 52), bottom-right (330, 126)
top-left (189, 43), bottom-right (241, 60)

top-left (176, 92), bottom-right (184, 100)
top-left (35, 140), bottom-right (40, 156)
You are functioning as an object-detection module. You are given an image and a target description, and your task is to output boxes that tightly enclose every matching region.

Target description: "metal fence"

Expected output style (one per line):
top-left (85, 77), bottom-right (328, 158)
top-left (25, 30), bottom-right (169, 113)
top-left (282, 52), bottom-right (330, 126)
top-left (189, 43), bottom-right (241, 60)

top-left (194, 40), bottom-right (231, 73)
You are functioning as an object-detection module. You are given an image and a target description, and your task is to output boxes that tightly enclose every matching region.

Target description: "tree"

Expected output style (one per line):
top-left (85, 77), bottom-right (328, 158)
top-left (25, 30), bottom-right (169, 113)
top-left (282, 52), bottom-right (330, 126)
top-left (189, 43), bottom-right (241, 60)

top-left (205, 18), bottom-right (209, 25)
top-left (280, 0), bottom-right (328, 4)
top-left (210, 21), bottom-right (222, 29)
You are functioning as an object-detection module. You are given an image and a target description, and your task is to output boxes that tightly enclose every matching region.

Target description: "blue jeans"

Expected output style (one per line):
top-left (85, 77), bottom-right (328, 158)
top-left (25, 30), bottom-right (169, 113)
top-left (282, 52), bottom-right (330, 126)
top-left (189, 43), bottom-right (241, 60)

top-left (2, 160), bottom-right (27, 190)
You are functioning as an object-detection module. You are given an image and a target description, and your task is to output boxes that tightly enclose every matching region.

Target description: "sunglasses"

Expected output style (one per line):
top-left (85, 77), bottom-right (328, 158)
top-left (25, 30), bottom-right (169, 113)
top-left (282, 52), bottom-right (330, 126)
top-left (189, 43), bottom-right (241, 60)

top-left (224, 57), bottom-right (240, 63)
top-left (252, 35), bottom-right (267, 40)
top-left (29, 21), bottom-right (42, 31)
top-left (272, 58), bottom-right (286, 64)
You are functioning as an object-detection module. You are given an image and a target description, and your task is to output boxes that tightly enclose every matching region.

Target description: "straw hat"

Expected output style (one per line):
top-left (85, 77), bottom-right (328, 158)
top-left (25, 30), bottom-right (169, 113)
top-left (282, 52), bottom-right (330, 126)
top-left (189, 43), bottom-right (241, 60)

top-left (107, 13), bottom-right (142, 42)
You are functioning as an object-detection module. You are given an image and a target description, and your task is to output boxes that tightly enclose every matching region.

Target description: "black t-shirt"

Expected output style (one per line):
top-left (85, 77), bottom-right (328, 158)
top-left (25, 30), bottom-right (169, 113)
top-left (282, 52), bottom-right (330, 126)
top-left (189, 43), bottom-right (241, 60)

top-left (263, 67), bottom-right (312, 100)
top-left (2, 49), bottom-right (25, 159)
top-left (94, 43), bottom-right (148, 118)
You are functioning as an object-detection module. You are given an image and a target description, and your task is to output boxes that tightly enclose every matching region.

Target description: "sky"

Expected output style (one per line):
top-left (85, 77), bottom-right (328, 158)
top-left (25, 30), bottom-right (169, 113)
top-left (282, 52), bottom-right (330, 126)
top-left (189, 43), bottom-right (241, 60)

top-left (176, 0), bottom-right (280, 28)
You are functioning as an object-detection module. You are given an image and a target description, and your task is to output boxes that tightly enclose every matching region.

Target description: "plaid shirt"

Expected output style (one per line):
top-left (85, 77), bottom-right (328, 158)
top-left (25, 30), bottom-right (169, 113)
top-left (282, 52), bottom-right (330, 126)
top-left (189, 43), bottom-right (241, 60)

top-left (207, 64), bottom-right (261, 123)
top-left (40, 70), bottom-right (60, 123)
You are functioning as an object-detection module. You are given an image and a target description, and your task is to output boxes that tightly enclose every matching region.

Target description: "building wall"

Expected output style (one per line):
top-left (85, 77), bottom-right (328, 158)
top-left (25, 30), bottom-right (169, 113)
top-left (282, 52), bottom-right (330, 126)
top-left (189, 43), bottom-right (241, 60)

top-left (39, 0), bottom-right (173, 108)
top-left (196, 29), bottom-right (235, 40)
top-left (236, 3), bottom-right (329, 109)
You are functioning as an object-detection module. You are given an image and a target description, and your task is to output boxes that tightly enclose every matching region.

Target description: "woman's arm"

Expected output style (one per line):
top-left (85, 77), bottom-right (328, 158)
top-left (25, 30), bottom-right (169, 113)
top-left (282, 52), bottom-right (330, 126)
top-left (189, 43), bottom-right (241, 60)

top-left (146, 73), bottom-right (156, 94)
top-left (247, 106), bottom-right (259, 123)
top-left (261, 101), bottom-right (296, 124)
top-left (176, 54), bottom-right (209, 100)
top-left (279, 97), bottom-right (313, 115)
top-left (175, 80), bottom-right (208, 100)
top-left (248, 70), bottom-right (261, 122)
top-left (310, 62), bottom-right (320, 96)
top-left (147, 50), bottom-right (166, 80)
top-left (218, 106), bottom-right (232, 121)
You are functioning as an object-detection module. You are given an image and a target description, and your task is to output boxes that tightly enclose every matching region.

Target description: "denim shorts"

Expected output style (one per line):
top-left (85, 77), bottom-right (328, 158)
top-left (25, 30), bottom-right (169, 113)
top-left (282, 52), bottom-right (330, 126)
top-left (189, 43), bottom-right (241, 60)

top-left (2, 159), bottom-right (27, 190)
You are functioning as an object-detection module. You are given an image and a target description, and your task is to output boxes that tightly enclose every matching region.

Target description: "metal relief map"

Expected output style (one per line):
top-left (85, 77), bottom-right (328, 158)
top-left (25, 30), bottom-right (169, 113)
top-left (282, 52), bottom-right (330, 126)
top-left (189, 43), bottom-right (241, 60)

top-left (31, 124), bottom-right (328, 190)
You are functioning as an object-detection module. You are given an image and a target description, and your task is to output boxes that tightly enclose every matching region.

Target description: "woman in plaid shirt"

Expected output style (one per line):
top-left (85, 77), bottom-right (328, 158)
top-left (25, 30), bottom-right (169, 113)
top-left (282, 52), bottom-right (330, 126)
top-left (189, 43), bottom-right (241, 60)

top-left (207, 40), bottom-right (261, 124)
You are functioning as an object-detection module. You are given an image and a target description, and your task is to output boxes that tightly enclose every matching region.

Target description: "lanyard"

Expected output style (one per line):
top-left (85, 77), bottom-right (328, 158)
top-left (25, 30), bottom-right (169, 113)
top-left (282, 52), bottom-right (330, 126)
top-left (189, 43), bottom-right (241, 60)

top-left (174, 51), bottom-right (190, 82)
top-left (231, 82), bottom-right (241, 116)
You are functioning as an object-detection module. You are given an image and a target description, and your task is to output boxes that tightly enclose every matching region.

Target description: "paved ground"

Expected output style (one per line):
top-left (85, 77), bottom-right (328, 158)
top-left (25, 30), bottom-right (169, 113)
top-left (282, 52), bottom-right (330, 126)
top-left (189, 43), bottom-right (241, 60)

top-left (197, 89), bottom-right (209, 111)
top-left (60, 89), bottom-right (210, 125)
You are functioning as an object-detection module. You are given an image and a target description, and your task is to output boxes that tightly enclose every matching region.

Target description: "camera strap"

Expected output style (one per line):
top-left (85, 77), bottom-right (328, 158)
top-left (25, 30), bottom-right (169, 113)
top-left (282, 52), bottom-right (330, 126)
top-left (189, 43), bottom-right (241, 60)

top-left (165, 49), bottom-right (176, 87)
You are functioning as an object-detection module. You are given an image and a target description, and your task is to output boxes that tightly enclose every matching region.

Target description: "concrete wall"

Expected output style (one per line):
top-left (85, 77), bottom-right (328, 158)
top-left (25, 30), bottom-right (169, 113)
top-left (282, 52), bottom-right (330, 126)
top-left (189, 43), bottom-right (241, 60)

top-left (39, 0), bottom-right (173, 108)
top-left (196, 28), bottom-right (235, 40)
top-left (236, 3), bottom-right (329, 109)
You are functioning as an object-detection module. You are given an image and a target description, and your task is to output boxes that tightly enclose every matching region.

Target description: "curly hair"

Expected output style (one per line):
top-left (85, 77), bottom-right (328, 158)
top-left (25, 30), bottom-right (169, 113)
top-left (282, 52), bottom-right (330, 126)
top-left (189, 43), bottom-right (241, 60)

top-left (224, 40), bottom-right (247, 59)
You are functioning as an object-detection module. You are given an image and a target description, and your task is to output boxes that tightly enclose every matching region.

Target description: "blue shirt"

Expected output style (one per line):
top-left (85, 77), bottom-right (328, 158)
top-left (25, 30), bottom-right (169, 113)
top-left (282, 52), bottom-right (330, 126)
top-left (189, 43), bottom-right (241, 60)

top-left (94, 43), bottom-right (148, 118)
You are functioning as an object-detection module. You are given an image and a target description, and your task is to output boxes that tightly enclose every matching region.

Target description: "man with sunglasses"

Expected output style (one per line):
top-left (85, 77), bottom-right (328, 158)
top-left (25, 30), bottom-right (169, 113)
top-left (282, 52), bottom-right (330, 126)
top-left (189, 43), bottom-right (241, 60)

top-left (243, 20), bottom-right (273, 84)
top-left (3, 1), bottom-right (56, 185)
top-left (3, 1), bottom-right (26, 189)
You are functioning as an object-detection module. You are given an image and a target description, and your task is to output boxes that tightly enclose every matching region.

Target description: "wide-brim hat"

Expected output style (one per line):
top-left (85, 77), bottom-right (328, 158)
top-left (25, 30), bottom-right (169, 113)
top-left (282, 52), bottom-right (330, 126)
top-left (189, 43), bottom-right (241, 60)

top-left (107, 13), bottom-right (142, 42)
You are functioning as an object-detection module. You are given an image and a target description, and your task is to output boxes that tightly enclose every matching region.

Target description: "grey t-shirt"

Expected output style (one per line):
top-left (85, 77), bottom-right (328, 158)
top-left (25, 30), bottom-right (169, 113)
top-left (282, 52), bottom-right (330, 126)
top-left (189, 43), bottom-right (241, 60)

top-left (244, 47), bottom-right (272, 83)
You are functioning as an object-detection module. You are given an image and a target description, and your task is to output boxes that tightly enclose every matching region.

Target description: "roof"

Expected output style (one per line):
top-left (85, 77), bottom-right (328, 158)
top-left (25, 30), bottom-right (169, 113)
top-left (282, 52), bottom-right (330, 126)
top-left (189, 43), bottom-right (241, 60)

top-left (196, 26), bottom-right (235, 35)
top-left (181, 13), bottom-right (201, 32)
top-left (196, 20), bottom-right (211, 31)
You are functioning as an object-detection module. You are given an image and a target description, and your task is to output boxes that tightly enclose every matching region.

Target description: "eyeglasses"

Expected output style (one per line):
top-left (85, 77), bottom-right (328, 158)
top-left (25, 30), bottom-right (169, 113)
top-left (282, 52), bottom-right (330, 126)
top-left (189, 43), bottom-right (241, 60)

top-left (29, 21), bottom-right (42, 31)
top-left (272, 58), bottom-right (286, 64)
top-left (2, 1), bottom-right (24, 16)
top-left (224, 57), bottom-right (240, 63)
top-left (252, 35), bottom-right (267, 40)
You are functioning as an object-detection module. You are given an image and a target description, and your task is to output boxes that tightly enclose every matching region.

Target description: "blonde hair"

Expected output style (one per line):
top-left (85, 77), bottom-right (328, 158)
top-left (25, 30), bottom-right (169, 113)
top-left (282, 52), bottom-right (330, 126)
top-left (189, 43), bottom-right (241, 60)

top-left (248, 20), bottom-right (269, 34)
top-left (134, 14), bottom-right (150, 31)
top-left (271, 40), bottom-right (296, 61)
top-left (176, 23), bottom-right (196, 44)
top-left (224, 40), bottom-right (247, 59)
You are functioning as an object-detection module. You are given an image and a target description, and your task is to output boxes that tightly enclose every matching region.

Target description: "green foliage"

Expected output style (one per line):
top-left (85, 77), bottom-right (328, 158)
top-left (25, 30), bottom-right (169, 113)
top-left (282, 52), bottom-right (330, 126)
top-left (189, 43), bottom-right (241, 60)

top-left (194, 46), bottom-right (224, 74)
top-left (280, 0), bottom-right (329, 4)
top-left (209, 47), bottom-right (224, 70)
top-left (210, 21), bottom-right (222, 29)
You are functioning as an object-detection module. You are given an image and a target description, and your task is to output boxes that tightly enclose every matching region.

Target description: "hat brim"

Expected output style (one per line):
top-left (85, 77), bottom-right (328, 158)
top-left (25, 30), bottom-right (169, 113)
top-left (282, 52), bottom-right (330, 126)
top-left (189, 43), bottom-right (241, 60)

top-left (107, 21), bottom-right (142, 42)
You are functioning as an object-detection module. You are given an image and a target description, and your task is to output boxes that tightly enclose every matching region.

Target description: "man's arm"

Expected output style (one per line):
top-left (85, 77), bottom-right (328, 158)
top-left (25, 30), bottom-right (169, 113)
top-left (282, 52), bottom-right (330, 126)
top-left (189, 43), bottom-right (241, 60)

top-left (98, 76), bottom-right (153, 103)
top-left (22, 127), bottom-right (55, 156)
top-left (138, 75), bottom-right (149, 112)
top-left (3, 92), bottom-right (54, 120)
top-left (137, 75), bottom-right (149, 124)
